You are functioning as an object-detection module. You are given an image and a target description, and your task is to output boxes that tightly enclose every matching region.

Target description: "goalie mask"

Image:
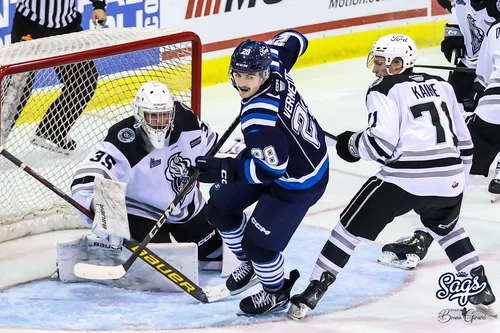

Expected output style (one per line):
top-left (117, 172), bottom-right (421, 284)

top-left (133, 81), bottom-right (175, 149)
top-left (366, 34), bottom-right (418, 74)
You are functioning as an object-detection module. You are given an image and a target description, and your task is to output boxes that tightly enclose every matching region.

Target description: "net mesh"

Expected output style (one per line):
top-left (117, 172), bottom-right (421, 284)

top-left (0, 28), bottom-right (198, 242)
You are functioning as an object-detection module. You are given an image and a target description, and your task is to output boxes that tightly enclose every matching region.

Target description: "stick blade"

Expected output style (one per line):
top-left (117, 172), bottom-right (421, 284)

top-left (204, 284), bottom-right (231, 303)
top-left (74, 262), bottom-right (126, 280)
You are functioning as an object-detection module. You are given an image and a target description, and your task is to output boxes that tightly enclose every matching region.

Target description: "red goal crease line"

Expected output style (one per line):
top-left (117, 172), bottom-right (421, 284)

top-left (201, 8), bottom-right (429, 54)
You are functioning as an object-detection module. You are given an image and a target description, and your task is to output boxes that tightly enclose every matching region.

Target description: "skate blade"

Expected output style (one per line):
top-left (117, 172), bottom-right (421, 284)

top-left (377, 252), bottom-right (419, 270)
top-left (287, 302), bottom-right (311, 320)
top-left (490, 193), bottom-right (500, 204)
top-left (475, 303), bottom-right (498, 318)
top-left (229, 276), bottom-right (260, 296)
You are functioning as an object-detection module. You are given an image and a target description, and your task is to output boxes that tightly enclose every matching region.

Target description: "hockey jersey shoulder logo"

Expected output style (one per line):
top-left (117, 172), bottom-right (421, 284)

top-left (117, 128), bottom-right (135, 143)
top-left (164, 152), bottom-right (194, 201)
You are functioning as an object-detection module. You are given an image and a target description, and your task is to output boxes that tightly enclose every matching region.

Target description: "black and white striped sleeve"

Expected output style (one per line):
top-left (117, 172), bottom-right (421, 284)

top-left (353, 90), bottom-right (400, 163)
top-left (71, 141), bottom-right (131, 225)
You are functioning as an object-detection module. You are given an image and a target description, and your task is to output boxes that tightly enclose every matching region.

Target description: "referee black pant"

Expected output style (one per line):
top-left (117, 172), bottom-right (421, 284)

top-left (10, 12), bottom-right (98, 144)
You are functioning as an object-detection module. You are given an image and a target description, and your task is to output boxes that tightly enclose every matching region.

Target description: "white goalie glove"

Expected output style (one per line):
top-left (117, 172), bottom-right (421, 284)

top-left (218, 137), bottom-right (245, 155)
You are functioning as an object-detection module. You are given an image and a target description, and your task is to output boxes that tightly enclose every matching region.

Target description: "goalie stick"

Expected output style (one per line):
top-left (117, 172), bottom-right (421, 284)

top-left (0, 114), bottom-right (239, 303)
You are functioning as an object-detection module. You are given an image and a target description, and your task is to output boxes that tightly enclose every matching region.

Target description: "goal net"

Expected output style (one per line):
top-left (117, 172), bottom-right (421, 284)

top-left (0, 28), bottom-right (201, 242)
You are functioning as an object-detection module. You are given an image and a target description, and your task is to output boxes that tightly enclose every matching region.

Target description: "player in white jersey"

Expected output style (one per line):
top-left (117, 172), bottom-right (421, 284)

top-left (55, 81), bottom-right (244, 290)
top-left (287, 34), bottom-right (496, 320)
top-left (442, 0), bottom-right (500, 188)
top-left (379, 0), bottom-right (499, 270)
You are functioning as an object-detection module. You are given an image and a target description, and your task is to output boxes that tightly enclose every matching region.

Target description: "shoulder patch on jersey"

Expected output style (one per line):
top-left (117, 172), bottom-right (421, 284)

top-left (117, 128), bottom-right (135, 143)
top-left (105, 116), bottom-right (148, 168)
top-left (190, 136), bottom-right (202, 148)
top-left (275, 78), bottom-right (286, 92)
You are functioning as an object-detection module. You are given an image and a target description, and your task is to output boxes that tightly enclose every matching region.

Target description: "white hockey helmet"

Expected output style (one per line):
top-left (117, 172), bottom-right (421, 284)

top-left (133, 81), bottom-right (175, 149)
top-left (366, 34), bottom-right (418, 73)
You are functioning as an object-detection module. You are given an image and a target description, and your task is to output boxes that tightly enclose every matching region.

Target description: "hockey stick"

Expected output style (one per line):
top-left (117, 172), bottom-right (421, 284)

top-left (414, 64), bottom-right (475, 73)
top-left (74, 115), bottom-right (241, 286)
top-left (0, 146), bottom-right (232, 303)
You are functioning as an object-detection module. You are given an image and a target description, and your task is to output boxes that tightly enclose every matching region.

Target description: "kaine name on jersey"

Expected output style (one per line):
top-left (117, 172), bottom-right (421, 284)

top-left (231, 30), bottom-right (329, 190)
top-left (71, 102), bottom-right (217, 225)
top-left (350, 73), bottom-right (473, 197)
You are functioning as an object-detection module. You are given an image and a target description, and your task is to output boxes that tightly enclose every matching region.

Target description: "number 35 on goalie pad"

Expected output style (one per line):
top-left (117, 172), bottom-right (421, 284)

top-left (56, 234), bottom-right (199, 292)
top-left (92, 178), bottom-right (130, 246)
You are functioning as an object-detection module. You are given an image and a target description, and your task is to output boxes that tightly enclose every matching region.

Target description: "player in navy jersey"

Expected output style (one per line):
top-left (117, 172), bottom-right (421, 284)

top-left (195, 30), bottom-right (329, 315)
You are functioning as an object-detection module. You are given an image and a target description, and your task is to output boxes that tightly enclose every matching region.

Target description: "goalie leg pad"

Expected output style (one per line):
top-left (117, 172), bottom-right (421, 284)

top-left (56, 234), bottom-right (199, 292)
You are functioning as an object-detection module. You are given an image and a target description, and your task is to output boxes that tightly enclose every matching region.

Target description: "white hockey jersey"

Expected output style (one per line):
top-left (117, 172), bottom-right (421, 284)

top-left (475, 21), bottom-right (500, 125)
top-left (351, 73), bottom-right (473, 197)
top-left (451, 0), bottom-right (495, 68)
top-left (71, 102), bottom-right (217, 225)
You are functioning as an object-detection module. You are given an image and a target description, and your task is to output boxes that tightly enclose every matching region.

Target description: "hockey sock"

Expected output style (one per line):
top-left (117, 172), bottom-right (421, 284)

top-left (310, 222), bottom-right (360, 281)
top-left (252, 252), bottom-right (285, 293)
top-left (218, 214), bottom-right (248, 260)
top-left (428, 220), bottom-right (480, 276)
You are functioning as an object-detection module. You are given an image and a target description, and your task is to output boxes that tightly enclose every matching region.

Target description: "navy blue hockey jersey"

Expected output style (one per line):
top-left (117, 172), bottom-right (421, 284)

top-left (233, 30), bottom-right (329, 190)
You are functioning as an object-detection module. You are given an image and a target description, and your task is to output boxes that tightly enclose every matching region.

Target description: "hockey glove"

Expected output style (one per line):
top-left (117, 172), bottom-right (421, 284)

top-left (195, 156), bottom-right (233, 184)
top-left (462, 79), bottom-right (485, 112)
top-left (441, 24), bottom-right (465, 64)
top-left (335, 131), bottom-right (361, 163)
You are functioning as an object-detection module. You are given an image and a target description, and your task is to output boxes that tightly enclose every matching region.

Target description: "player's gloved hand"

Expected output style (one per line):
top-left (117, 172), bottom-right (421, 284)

top-left (463, 79), bottom-right (485, 112)
top-left (218, 137), bottom-right (246, 155)
top-left (441, 24), bottom-right (465, 64)
top-left (91, 222), bottom-right (123, 249)
top-left (195, 156), bottom-right (233, 184)
top-left (336, 131), bottom-right (361, 163)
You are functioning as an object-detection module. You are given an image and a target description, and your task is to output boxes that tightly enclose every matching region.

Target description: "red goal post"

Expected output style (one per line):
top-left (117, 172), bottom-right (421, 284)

top-left (0, 28), bottom-right (201, 242)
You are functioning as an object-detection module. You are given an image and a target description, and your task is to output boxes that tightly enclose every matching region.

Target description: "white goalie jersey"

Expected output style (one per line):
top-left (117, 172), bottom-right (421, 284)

top-left (71, 102), bottom-right (217, 225)
top-left (352, 73), bottom-right (473, 197)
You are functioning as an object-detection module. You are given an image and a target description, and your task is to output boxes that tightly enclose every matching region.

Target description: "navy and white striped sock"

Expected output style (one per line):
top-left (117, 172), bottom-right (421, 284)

top-left (252, 253), bottom-right (285, 293)
top-left (219, 214), bottom-right (248, 260)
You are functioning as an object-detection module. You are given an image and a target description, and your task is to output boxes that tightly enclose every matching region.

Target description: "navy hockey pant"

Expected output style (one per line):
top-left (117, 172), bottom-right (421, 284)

top-left (205, 172), bottom-right (328, 262)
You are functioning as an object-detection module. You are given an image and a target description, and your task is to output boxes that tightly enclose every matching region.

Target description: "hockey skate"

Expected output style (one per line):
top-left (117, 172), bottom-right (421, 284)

top-left (468, 265), bottom-right (497, 317)
top-left (377, 230), bottom-right (433, 270)
top-left (239, 269), bottom-right (300, 316)
top-left (287, 271), bottom-right (335, 320)
top-left (488, 179), bottom-right (500, 203)
top-left (226, 260), bottom-right (259, 295)
top-left (31, 134), bottom-right (76, 155)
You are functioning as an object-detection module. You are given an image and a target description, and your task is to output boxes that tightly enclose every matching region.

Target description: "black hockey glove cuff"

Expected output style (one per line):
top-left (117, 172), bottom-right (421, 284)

top-left (441, 24), bottom-right (465, 64)
top-left (195, 156), bottom-right (233, 184)
top-left (336, 131), bottom-right (361, 163)
top-left (463, 80), bottom-right (485, 112)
